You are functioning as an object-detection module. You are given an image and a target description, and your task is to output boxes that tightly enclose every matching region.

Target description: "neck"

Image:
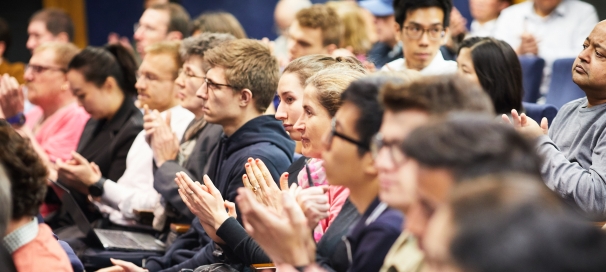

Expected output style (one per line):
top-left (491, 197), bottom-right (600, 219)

top-left (534, 4), bottom-right (557, 17)
top-left (348, 176), bottom-right (379, 214)
top-left (386, 38), bottom-right (397, 48)
top-left (192, 109), bottom-right (205, 119)
top-left (6, 216), bottom-right (33, 236)
top-left (222, 108), bottom-right (262, 137)
top-left (476, 17), bottom-right (496, 25)
top-left (105, 92), bottom-right (125, 121)
top-left (586, 95), bottom-right (606, 108)
top-left (40, 95), bottom-right (75, 120)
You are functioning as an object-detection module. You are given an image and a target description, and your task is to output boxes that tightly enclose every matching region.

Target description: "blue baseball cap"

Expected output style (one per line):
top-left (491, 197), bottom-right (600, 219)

top-left (359, 0), bottom-right (394, 17)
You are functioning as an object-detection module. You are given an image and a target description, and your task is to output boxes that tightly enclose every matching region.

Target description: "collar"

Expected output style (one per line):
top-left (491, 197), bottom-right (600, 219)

top-left (407, 50), bottom-right (446, 73)
top-left (105, 97), bottom-right (140, 132)
top-left (2, 217), bottom-right (39, 254)
top-left (529, 0), bottom-right (566, 18)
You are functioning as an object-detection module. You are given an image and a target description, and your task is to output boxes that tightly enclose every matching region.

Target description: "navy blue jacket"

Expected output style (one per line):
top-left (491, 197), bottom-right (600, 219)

top-left (345, 197), bottom-right (403, 272)
top-left (145, 115), bottom-right (295, 272)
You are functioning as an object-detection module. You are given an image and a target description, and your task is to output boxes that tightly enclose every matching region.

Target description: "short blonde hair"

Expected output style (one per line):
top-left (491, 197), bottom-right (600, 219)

top-left (192, 12), bottom-right (247, 39)
top-left (326, 2), bottom-right (372, 55)
top-left (296, 4), bottom-right (342, 47)
top-left (145, 41), bottom-right (183, 79)
top-left (305, 57), bottom-right (366, 117)
top-left (34, 42), bottom-right (80, 70)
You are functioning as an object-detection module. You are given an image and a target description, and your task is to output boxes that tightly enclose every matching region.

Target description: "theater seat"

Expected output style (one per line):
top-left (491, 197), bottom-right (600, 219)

top-left (519, 56), bottom-right (545, 103)
top-left (545, 58), bottom-right (586, 109)
top-left (522, 102), bottom-right (558, 125)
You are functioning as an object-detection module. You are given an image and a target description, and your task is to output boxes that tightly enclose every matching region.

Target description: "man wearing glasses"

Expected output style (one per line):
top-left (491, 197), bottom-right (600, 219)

top-left (0, 42), bottom-right (89, 167)
top-left (382, 0), bottom-right (457, 75)
top-left (374, 75), bottom-right (493, 272)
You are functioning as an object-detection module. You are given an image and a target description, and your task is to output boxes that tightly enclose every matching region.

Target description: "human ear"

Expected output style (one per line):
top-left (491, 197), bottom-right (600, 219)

top-left (240, 88), bottom-right (253, 107)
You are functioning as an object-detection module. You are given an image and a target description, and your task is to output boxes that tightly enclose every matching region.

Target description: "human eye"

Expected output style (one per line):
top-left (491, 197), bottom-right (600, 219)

top-left (582, 43), bottom-right (589, 50)
top-left (285, 96), bottom-right (295, 104)
top-left (596, 50), bottom-right (604, 58)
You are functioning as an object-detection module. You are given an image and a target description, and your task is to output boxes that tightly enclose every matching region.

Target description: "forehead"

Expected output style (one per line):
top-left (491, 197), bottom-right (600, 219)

top-left (183, 56), bottom-right (204, 68)
top-left (30, 49), bottom-right (57, 65)
top-left (140, 8), bottom-right (170, 27)
top-left (334, 101), bottom-right (361, 133)
top-left (417, 166), bottom-right (454, 206)
top-left (205, 66), bottom-right (227, 82)
top-left (381, 109), bottom-right (429, 140)
top-left (589, 22), bottom-right (606, 46)
top-left (290, 21), bottom-right (323, 45)
top-left (278, 73), bottom-right (304, 94)
top-left (28, 20), bottom-right (50, 33)
top-left (140, 53), bottom-right (176, 74)
top-left (405, 7), bottom-right (445, 26)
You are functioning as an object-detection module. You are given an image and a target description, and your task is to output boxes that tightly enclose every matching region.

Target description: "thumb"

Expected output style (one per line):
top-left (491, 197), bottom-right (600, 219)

top-left (540, 117), bottom-right (549, 134)
top-left (318, 185), bottom-right (329, 194)
top-left (279, 172), bottom-right (289, 191)
top-left (71, 151), bottom-right (88, 164)
top-left (165, 110), bottom-right (172, 127)
top-left (225, 200), bottom-right (237, 217)
top-left (143, 104), bottom-right (149, 115)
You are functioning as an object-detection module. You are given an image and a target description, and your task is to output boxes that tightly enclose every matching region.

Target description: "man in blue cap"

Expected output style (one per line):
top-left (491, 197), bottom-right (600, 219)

top-left (359, 0), bottom-right (402, 69)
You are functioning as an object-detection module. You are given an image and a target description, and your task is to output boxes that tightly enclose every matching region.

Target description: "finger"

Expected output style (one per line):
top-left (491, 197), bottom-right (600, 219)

top-left (242, 174), bottom-right (253, 191)
top-left (279, 172), bottom-right (289, 191)
top-left (511, 109), bottom-right (521, 128)
top-left (165, 110), bottom-right (172, 126)
top-left (96, 266), bottom-right (125, 272)
top-left (225, 200), bottom-right (237, 218)
top-left (202, 174), bottom-right (219, 195)
top-left (71, 151), bottom-right (89, 164)
top-left (541, 117), bottom-right (549, 133)
top-left (251, 159), bottom-right (268, 190)
top-left (255, 158), bottom-right (277, 188)
top-left (501, 114), bottom-right (512, 125)
top-left (143, 104), bottom-right (149, 115)
top-left (520, 113), bottom-right (528, 127)
top-left (282, 192), bottom-right (307, 225)
top-left (244, 160), bottom-right (260, 190)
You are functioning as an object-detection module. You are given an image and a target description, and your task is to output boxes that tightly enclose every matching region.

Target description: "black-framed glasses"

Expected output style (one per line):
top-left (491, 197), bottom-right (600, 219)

top-left (26, 64), bottom-right (66, 74)
top-left (403, 25), bottom-right (445, 41)
top-left (370, 132), bottom-right (406, 166)
top-left (326, 117), bottom-right (369, 150)
top-left (204, 77), bottom-right (233, 92)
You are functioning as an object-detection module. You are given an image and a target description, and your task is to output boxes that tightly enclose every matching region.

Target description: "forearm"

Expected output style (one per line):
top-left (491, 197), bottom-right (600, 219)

top-left (216, 217), bottom-right (271, 265)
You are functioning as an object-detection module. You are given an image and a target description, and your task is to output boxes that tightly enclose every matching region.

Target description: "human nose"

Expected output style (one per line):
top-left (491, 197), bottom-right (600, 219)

top-left (275, 103), bottom-right (287, 120)
top-left (293, 114), bottom-right (305, 133)
top-left (196, 81), bottom-right (209, 100)
top-left (374, 147), bottom-right (395, 171)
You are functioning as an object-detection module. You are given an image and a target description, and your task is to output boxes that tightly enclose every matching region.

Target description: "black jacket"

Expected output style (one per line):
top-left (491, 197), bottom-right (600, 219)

top-left (154, 121), bottom-right (223, 223)
top-left (145, 115), bottom-right (295, 272)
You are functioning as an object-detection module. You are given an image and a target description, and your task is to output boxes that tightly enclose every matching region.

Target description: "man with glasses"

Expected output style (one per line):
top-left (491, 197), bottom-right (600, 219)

top-left (0, 42), bottom-right (88, 168)
top-left (374, 75), bottom-right (493, 272)
top-left (382, 0), bottom-right (457, 75)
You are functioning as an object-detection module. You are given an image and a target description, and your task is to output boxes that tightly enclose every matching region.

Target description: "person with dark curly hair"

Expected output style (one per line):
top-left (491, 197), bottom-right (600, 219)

top-left (0, 121), bottom-right (72, 271)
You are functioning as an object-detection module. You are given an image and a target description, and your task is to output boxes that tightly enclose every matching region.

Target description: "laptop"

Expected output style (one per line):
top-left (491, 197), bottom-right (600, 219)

top-left (50, 180), bottom-right (165, 252)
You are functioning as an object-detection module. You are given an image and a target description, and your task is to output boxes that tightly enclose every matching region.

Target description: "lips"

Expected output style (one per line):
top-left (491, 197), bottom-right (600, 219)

top-left (283, 124), bottom-right (293, 131)
top-left (574, 64), bottom-right (587, 74)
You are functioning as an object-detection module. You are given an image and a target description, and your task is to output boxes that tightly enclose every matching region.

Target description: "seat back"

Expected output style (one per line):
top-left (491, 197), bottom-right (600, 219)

top-left (522, 102), bottom-right (558, 125)
top-left (545, 58), bottom-right (586, 109)
top-left (519, 56), bottom-right (545, 103)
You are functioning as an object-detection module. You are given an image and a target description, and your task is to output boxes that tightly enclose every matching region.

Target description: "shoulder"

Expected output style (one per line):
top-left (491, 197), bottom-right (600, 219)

top-left (559, 97), bottom-right (587, 114)
top-left (367, 208), bottom-right (404, 233)
top-left (564, 0), bottom-right (597, 13)
top-left (382, 58), bottom-right (405, 71)
top-left (499, 1), bottom-right (532, 17)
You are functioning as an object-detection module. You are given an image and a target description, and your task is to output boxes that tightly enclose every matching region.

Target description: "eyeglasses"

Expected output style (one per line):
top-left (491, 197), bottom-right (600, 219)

top-left (204, 77), bottom-right (233, 92)
top-left (370, 133), bottom-right (407, 166)
top-left (26, 64), bottom-right (66, 75)
top-left (403, 25), bottom-right (445, 41)
top-left (325, 117), bottom-right (369, 151)
top-left (179, 68), bottom-right (205, 80)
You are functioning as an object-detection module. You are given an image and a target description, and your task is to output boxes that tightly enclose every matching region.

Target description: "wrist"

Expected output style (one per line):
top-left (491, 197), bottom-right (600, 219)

top-left (213, 212), bottom-right (230, 230)
top-left (88, 177), bottom-right (107, 197)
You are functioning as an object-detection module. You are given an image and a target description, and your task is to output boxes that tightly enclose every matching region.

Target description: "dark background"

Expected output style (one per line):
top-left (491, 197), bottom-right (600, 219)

top-left (1, 0), bottom-right (604, 63)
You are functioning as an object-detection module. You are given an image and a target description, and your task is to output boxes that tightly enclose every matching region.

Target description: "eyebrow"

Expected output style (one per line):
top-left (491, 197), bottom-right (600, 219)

top-left (408, 22), bottom-right (442, 27)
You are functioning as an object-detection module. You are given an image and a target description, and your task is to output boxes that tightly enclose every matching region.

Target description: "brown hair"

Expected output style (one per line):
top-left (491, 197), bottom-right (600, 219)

top-left (296, 4), bottom-right (342, 47)
top-left (204, 39), bottom-right (279, 113)
top-left (145, 40), bottom-right (183, 80)
top-left (326, 2), bottom-right (372, 55)
top-left (305, 56), bottom-right (366, 117)
top-left (149, 3), bottom-right (191, 38)
top-left (379, 75), bottom-right (494, 116)
top-left (30, 8), bottom-right (74, 41)
top-left (283, 54), bottom-right (342, 88)
top-left (34, 42), bottom-right (80, 70)
top-left (191, 12), bottom-right (247, 39)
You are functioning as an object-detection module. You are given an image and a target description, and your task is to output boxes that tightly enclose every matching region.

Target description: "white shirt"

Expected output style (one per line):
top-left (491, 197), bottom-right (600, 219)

top-left (470, 19), bottom-right (497, 37)
top-left (493, 0), bottom-right (598, 94)
top-left (95, 105), bottom-right (194, 226)
top-left (380, 51), bottom-right (457, 76)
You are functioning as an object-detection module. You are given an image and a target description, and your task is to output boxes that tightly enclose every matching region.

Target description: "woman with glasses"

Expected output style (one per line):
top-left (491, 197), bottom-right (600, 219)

top-left (457, 37), bottom-right (523, 114)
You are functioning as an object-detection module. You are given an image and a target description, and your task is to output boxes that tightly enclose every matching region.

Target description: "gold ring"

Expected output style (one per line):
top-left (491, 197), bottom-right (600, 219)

top-left (253, 186), bottom-right (260, 192)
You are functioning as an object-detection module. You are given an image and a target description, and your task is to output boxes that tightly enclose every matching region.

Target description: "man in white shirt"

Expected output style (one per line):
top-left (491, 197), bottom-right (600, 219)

top-left (382, 0), bottom-right (457, 75)
top-left (57, 41), bottom-right (194, 227)
top-left (469, 0), bottom-right (511, 37)
top-left (493, 0), bottom-right (598, 95)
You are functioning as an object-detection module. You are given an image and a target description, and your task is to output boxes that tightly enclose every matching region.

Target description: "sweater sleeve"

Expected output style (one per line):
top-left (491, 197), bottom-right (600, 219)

top-left (153, 160), bottom-right (196, 221)
top-left (537, 134), bottom-right (606, 215)
top-left (216, 217), bottom-right (271, 265)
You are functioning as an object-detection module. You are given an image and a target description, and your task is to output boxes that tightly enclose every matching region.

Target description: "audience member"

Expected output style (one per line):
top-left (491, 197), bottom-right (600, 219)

top-left (494, 0), bottom-right (598, 95)
top-left (288, 4), bottom-right (342, 62)
top-left (457, 37), bottom-right (523, 114)
top-left (0, 18), bottom-right (24, 84)
top-left (26, 8), bottom-right (73, 52)
top-left (150, 33), bottom-right (232, 227)
top-left (135, 39), bottom-right (294, 271)
top-left (51, 44), bottom-right (143, 226)
top-left (55, 41), bottom-right (193, 229)
top-left (424, 174), bottom-right (606, 272)
top-left (273, 0), bottom-right (313, 62)
top-left (360, 0), bottom-right (402, 69)
top-left (326, 2), bottom-right (373, 58)
top-left (0, 42), bottom-right (88, 173)
top-left (375, 75), bottom-right (494, 272)
top-left (382, 0), bottom-right (457, 75)
top-left (468, 0), bottom-right (511, 37)
top-left (503, 20), bottom-right (606, 217)
top-left (134, 3), bottom-right (190, 59)
top-left (0, 123), bottom-right (72, 271)
top-left (191, 12), bottom-right (247, 39)
top-left (0, 160), bottom-right (16, 272)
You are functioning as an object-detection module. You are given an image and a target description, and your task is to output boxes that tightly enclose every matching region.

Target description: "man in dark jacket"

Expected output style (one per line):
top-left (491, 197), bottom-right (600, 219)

top-left (140, 39), bottom-right (294, 272)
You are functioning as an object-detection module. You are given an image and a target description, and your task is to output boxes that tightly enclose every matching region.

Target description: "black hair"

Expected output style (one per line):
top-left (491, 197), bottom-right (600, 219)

top-left (340, 76), bottom-right (403, 155)
top-left (458, 37), bottom-right (523, 114)
top-left (30, 8), bottom-right (74, 41)
top-left (0, 17), bottom-right (11, 57)
top-left (0, 121), bottom-right (47, 219)
top-left (402, 114), bottom-right (542, 181)
top-left (68, 44), bottom-right (138, 97)
top-left (393, 0), bottom-right (453, 28)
